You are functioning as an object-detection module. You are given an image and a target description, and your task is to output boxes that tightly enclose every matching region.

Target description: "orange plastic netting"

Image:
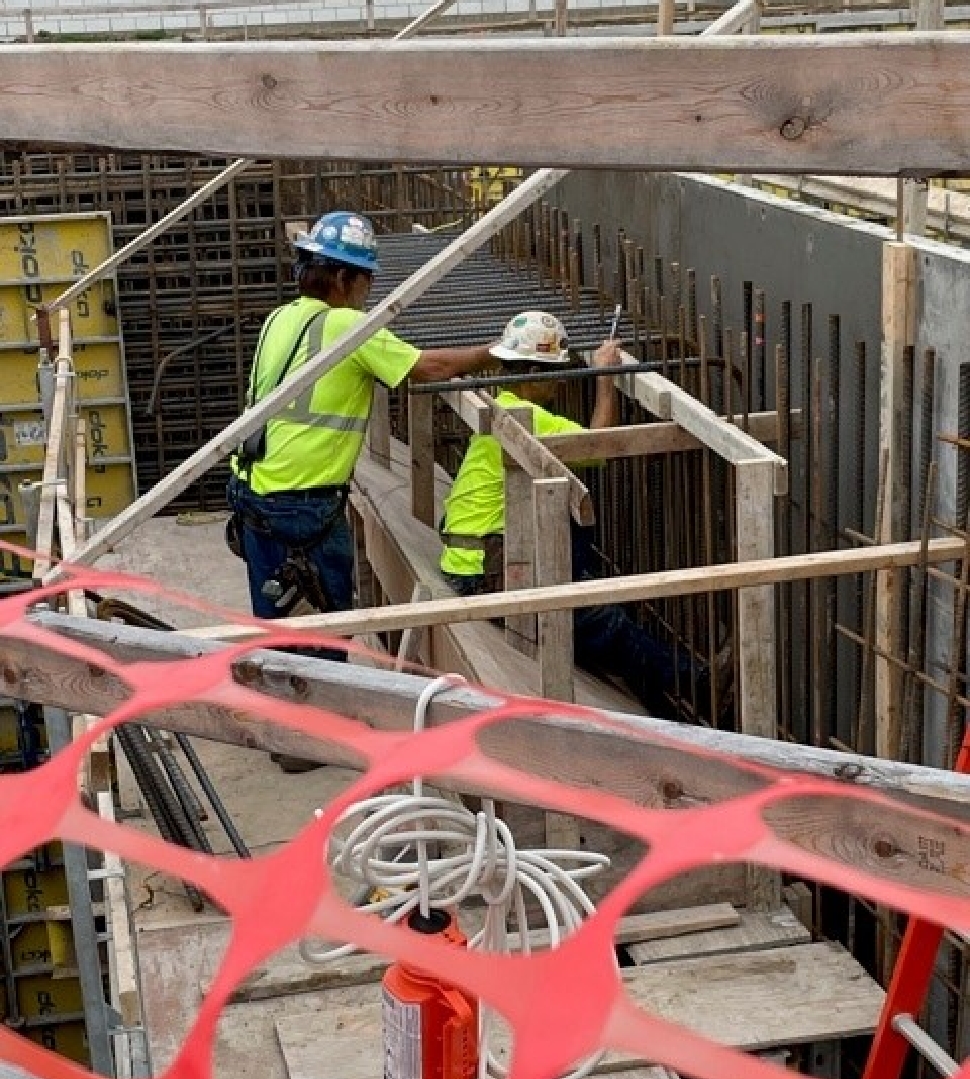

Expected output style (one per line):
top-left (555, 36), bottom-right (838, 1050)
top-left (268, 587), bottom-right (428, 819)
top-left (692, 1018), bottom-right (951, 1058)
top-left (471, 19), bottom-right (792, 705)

top-left (1, 552), bottom-right (969, 1079)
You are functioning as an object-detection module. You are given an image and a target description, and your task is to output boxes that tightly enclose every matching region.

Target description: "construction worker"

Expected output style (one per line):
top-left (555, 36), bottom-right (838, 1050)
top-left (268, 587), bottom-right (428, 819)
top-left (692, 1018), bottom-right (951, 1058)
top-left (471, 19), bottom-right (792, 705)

top-left (438, 311), bottom-right (725, 722)
top-left (227, 211), bottom-right (495, 766)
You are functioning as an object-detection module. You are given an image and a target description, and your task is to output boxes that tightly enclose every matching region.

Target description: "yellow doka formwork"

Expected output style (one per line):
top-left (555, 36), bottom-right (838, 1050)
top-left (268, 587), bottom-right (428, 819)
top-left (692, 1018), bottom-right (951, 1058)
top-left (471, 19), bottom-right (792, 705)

top-left (0, 212), bottom-right (136, 577)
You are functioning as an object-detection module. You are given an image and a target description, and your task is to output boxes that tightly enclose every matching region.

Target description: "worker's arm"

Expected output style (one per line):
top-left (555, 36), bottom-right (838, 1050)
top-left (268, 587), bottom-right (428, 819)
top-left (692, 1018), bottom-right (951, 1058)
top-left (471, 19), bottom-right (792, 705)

top-left (589, 340), bottom-right (620, 430)
top-left (409, 344), bottom-right (495, 384)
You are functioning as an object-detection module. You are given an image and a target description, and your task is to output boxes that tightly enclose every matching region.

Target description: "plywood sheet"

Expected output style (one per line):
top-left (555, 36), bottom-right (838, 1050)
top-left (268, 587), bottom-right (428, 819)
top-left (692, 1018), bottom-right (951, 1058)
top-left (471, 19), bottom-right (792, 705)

top-left (275, 941), bottom-right (884, 1077)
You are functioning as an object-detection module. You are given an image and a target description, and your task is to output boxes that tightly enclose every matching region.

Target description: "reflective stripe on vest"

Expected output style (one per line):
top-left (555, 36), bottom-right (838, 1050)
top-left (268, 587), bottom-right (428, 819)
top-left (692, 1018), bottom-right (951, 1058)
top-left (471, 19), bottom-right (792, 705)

top-left (276, 306), bottom-right (370, 434)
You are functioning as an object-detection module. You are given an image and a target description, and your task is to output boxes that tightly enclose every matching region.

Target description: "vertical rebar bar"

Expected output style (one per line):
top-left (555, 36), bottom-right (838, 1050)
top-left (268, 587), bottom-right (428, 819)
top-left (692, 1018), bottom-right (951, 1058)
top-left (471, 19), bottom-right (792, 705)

top-left (754, 288), bottom-right (767, 414)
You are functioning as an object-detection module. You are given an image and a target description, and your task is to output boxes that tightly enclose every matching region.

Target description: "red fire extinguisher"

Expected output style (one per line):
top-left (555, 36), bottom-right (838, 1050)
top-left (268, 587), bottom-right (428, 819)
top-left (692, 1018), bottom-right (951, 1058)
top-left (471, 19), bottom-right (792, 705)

top-left (382, 909), bottom-right (479, 1079)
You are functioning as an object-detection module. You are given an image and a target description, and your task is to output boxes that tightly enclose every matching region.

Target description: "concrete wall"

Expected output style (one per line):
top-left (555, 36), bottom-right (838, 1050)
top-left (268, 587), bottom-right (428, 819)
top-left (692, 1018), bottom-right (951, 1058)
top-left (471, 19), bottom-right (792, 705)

top-left (556, 171), bottom-right (970, 754)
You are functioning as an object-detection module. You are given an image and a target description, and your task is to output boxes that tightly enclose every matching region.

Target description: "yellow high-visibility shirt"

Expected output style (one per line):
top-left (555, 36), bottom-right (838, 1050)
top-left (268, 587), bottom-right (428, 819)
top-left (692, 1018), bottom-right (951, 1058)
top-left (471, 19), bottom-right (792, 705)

top-left (234, 297), bottom-right (419, 494)
top-left (439, 390), bottom-right (583, 577)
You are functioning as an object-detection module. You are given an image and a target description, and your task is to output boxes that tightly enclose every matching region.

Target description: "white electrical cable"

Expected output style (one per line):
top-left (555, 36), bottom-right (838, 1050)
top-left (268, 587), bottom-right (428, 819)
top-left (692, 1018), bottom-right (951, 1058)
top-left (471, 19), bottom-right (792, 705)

top-left (299, 674), bottom-right (611, 1079)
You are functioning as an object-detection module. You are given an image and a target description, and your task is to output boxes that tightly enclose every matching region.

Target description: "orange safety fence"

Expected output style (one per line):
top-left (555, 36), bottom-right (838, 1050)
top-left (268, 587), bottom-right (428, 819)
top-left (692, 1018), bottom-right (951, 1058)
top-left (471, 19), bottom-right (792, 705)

top-left (1, 543), bottom-right (970, 1079)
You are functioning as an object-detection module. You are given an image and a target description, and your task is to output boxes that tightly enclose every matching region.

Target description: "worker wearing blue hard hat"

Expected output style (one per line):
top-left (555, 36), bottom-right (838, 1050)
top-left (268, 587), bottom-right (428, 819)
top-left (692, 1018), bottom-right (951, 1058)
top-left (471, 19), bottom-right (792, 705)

top-left (227, 211), bottom-right (495, 769)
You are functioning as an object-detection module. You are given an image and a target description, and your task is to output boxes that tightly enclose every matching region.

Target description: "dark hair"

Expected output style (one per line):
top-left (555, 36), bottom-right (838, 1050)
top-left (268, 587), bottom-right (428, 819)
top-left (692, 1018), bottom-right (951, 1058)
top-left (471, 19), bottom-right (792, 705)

top-left (294, 253), bottom-right (371, 297)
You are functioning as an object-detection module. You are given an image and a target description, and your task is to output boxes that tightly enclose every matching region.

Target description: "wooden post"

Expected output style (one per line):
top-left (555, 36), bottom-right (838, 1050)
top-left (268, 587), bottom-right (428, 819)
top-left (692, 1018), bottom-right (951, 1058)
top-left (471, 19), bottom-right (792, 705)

top-left (351, 502), bottom-right (378, 611)
top-left (395, 584), bottom-right (432, 670)
top-left (533, 477), bottom-right (574, 703)
top-left (876, 243), bottom-right (916, 763)
top-left (535, 475), bottom-right (577, 851)
top-left (735, 457), bottom-right (780, 909)
top-left (554, 0), bottom-right (568, 36)
top-left (504, 407), bottom-right (537, 658)
top-left (369, 385), bottom-right (392, 469)
top-left (657, 0), bottom-right (675, 35)
top-left (409, 384), bottom-right (435, 526)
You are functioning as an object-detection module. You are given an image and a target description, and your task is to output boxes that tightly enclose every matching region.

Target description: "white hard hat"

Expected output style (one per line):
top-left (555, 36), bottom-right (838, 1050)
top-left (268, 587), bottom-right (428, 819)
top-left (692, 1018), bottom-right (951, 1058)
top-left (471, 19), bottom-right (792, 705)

top-left (490, 311), bottom-right (570, 365)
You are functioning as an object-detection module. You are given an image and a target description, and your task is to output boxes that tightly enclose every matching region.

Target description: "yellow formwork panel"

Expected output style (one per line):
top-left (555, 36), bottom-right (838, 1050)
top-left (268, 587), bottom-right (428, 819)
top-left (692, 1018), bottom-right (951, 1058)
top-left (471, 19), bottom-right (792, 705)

top-left (0, 212), bottom-right (136, 581)
top-left (0, 216), bottom-right (111, 286)
top-left (27, 1020), bottom-right (89, 1064)
top-left (2, 343), bottom-right (126, 406)
top-left (0, 463), bottom-right (135, 533)
top-left (4, 863), bottom-right (70, 922)
top-left (470, 166), bottom-right (522, 205)
top-left (0, 281), bottom-right (118, 347)
top-left (16, 974), bottom-right (83, 1020)
top-left (83, 463), bottom-right (137, 519)
top-left (0, 535), bottom-right (31, 578)
top-left (0, 404), bottom-right (131, 469)
top-left (8, 921), bottom-right (56, 972)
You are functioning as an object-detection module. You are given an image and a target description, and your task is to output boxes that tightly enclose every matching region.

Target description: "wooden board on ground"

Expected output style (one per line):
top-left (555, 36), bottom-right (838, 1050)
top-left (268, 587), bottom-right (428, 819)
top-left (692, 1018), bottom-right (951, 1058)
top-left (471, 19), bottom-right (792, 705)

top-left (138, 916), bottom-right (231, 1071)
top-left (275, 941), bottom-right (884, 1077)
top-left (627, 904), bottom-right (808, 965)
top-left (226, 903), bottom-right (740, 1003)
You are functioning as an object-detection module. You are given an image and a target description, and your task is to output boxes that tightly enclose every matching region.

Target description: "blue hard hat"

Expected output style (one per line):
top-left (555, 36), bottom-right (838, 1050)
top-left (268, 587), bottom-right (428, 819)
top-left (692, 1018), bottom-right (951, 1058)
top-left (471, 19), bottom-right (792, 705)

top-left (293, 211), bottom-right (379, 273)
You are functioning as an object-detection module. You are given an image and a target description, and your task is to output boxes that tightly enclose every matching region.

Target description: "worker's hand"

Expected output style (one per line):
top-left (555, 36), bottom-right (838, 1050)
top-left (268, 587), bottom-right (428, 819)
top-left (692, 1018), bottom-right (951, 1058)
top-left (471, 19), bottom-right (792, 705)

top-left (592, 340), bottom-right (622, 369)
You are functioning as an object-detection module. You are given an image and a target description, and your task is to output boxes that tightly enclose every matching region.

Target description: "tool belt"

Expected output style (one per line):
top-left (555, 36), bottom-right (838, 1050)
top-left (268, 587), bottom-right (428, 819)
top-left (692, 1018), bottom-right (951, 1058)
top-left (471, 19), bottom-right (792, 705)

top-left (439, 531), bottom-right (505, 594)
top-left (226, 483), bottom-right (349, 615)
top-left (439, 532), bottom-right (503, 551)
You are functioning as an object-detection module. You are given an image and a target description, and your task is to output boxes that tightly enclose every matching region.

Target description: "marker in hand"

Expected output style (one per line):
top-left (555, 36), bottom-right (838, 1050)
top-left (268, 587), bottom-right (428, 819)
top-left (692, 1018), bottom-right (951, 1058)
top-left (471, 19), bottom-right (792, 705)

top-left (609, 303), bottom-right (623, 341)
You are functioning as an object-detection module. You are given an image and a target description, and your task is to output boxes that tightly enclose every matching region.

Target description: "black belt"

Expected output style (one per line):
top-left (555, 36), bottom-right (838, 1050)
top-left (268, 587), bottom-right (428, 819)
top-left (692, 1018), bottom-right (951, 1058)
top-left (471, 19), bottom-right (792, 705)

top-left (440, 532), bottom-right (503, 551)
top-left (258, 483), bottom-right (350, 502)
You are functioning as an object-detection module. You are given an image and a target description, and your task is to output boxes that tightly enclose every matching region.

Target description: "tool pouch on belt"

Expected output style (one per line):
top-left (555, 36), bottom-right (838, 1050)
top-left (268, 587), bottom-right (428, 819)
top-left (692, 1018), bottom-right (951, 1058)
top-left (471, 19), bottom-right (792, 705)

top-left (238, 426), bottom-right (268, 466)
top-left (225, 512), bottom-right (245, 559)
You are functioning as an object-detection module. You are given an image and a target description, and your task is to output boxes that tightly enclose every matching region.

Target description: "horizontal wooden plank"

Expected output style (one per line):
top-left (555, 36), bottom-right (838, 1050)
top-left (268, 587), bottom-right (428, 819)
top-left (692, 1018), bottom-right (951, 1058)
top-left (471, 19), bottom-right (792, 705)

top-left (2, 36), bottom-right (970, 171)
top-left (184, 536), bottom-right (965, 643)
top-left (15, 608), bottom-right (970, 911)
top-left (224, 904), bottom-right (740, 1003)
top-left (620, 367), bottom-right (788, 493)
top-left (13, 606), bottom-right (970, 811)
top-left (627, 905), bottom-right (809, 965)
top-left (275, 941), bottom-right (883, 1077)
top-left (540, 410), bottom-right (800, 463)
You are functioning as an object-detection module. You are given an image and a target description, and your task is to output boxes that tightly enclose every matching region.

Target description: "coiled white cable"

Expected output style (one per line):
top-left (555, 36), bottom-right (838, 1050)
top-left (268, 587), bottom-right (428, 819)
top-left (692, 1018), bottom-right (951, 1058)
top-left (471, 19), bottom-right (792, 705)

top-left (300, 675), bottom-right (610, 1079)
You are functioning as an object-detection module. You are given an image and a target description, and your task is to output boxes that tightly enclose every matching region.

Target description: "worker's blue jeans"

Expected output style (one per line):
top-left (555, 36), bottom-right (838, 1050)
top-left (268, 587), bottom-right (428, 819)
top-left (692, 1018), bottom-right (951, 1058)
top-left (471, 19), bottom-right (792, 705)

top-left (227, 476), bottom-right (354, 629)
top-left (442, 524), bottom-right (700, 720)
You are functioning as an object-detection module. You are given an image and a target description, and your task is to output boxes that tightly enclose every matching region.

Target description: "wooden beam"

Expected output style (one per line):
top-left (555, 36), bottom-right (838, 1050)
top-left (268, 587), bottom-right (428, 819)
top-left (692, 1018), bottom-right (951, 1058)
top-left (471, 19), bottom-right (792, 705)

top-left (34, 352), bottom-right (73, 582)
top-left (534, 476), bottom-right (574, 703)
top-left (735, 457), bottom-right (780, 909)
top-left (3, 37), bottom-right (970, 172)
top-left (48, 158), bottom-right (251, 313)
top-left (440, 388), bottom-right (491, 435)
top-left (876, 242), bottom-right (916, 762)
top-left (409, 390), bottom-right (436, 527)
top-left (541, 409), bottom-right (801, 463)
top-left (13, 613), bottom-right (970, 904)
top-left (504, 406), bottom-right (538, 656)
top-left (58, 166), bottom-right (567, 573)
top-left (185, 536), bottom-right (965, 643)
top-left (620, 366), bottom-right (788, 494)
top-left (490, 398), bottom-right (594, 526)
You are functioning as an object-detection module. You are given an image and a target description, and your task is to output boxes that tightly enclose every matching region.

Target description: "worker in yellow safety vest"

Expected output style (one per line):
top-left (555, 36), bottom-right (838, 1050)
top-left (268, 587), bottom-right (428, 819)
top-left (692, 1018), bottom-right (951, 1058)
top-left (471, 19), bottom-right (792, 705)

top-left (227, 212), bottom-right (494, 767)
top-left (438, 311), bottom-right (730, 722)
